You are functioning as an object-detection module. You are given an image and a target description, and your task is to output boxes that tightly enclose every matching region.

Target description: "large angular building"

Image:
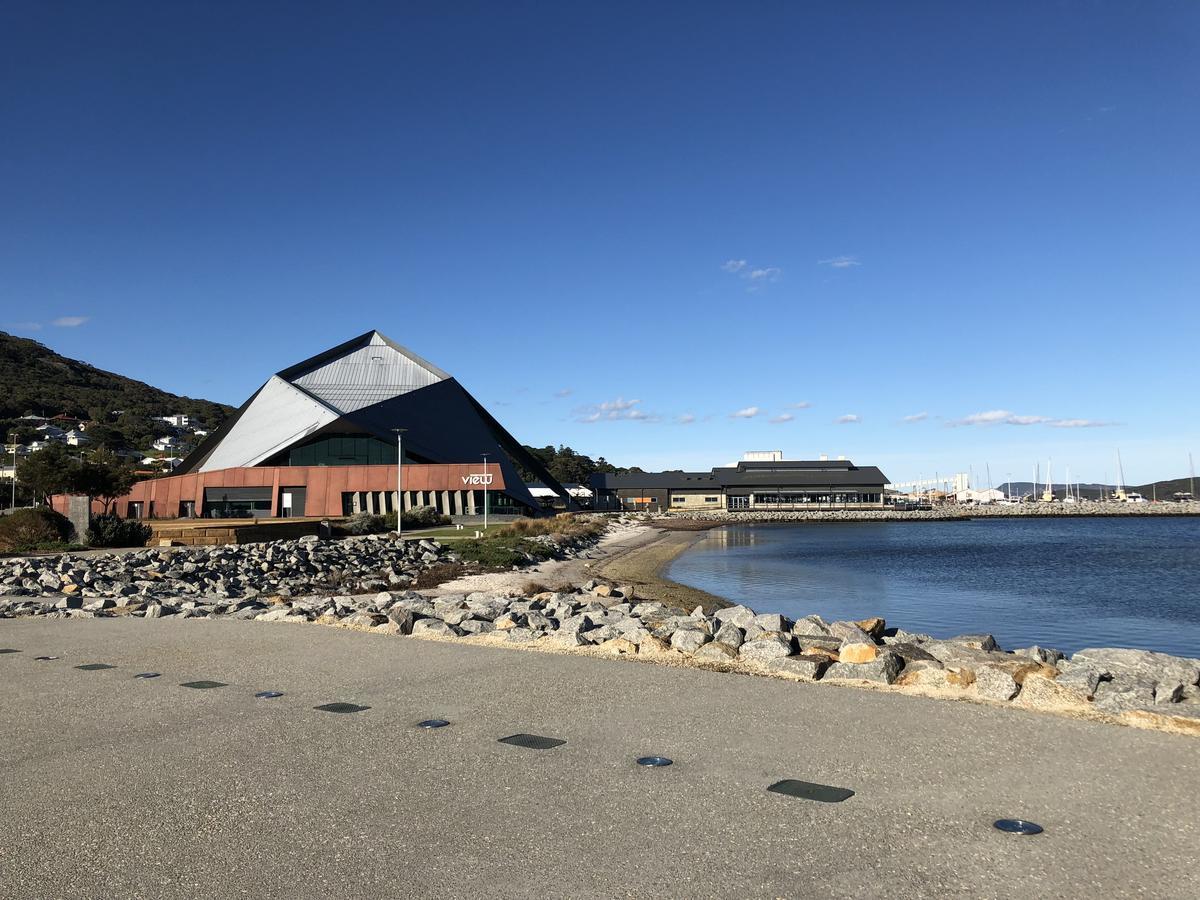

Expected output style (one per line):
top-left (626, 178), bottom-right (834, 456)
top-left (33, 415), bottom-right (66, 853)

top-left (91, 331), bottom-right (572, 520)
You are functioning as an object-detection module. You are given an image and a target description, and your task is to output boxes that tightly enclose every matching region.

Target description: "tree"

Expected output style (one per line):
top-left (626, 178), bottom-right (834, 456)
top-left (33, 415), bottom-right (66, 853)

top-left (72, 449), bottom-right (137, 514)
top-left (15, 443), bottom-right (75, 503)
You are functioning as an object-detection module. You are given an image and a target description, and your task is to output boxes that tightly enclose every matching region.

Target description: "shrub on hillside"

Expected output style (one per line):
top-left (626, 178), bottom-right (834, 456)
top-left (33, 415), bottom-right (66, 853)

top-left (85, 515), bottom-right (152, 548)
top-left (0, 507), bottom-right (75, 552)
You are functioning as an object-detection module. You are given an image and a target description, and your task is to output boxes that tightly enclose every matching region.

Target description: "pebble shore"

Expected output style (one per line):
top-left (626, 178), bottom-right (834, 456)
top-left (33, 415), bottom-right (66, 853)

top-left (656, 500), bottom-right (1200, 522)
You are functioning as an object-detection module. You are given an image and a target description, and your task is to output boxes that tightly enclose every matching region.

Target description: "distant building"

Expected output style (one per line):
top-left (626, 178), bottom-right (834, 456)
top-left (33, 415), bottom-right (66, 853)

top-left (954, 487), bottom-right (1006, 504)
top-left (591, 458), bottom-right (889, 512)
top-left (151, 436), bottom-right (179, 452)
top-left (64, 430), bottom-right (90, 446)
top-left (159, 415), bottom-right (191, 428)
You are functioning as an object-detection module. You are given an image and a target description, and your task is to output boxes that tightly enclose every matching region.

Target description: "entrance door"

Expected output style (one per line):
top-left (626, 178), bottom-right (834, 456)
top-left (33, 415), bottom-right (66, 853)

top-left (280, 492), bottom-right (293, 518)
top-left (728, 495), bottom-right (749, 510)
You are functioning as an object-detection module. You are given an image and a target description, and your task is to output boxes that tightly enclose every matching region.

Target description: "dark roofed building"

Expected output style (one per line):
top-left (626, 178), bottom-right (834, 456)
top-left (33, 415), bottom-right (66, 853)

top-left (590, 458), bottom-right (889, 512)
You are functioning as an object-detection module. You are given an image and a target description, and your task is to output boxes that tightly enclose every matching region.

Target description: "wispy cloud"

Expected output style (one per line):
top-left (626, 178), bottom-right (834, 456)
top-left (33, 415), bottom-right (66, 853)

top-left (835, 414), bottom-right (860, 424)
top-left (747, 267), bottom-right (781, 282)
top-left (903, 411), bottom-right (929, 423)
top-left (52, 316), bottom-right (90, 327)
top-left (950, 409), bottom-right (1117, 428)
top-left (575, 397), bottom-right (659, 424)
top-left (1047, 418), bottom-right (1117, 428)
top-left (721, 259), bottom-right (782, 291)
top-left (730, 406), bottom-right (761, 419)
top-left (769, 413), bottom-right (794, 424)
top-left (819, 255), bottom-right (860, 269)
top-left (790, 401), bottom-right (813, 409)
top-left (554, 388), bottom-right (573, 398)
top-left (676, 413), bottom-right (696, 425)
top-left (5, 321), bottom-right (43, 331)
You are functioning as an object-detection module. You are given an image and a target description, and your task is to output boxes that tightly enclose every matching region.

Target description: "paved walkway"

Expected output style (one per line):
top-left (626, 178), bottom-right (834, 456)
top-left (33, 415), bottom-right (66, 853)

top-left (1, 620), bottom-right (1197, 898)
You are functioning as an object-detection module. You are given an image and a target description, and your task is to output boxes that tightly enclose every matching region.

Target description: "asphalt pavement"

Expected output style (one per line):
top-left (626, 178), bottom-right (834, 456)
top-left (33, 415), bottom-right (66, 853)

top-left (1, 619), bottom-right (1197, 899)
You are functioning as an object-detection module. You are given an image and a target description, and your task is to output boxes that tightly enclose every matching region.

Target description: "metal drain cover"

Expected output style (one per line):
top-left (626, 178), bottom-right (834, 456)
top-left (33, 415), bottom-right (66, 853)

top-left (181, 680), bottom-right (226, 689)
top-left (255, 691), bottom-right (284, 699)
top-left (994, 819), bottom-right (1044, 835)
top-left (134, 672), bottom-right (161, 679)
top-left (767, 779), bottom-right (855, 803)
top-left (498, 733), bottom-right (565, 750)
top-left (637, 756), bottom-right (673, 767)
top-left (418, 719), bottom-right (450, 729)
top-left (75, 663), bottom-right (116, 671)
top-left (314, 702), bottom-right (369, 714)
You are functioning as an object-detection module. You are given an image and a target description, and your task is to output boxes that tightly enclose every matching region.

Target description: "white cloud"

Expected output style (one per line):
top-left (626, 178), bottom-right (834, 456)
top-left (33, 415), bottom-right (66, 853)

top-left (721, 259), bottom-right (782, 290)
top-left (819, 255), bottom-right (860, 269)
top-left (950, 409), bottom-right (1116, 428)
top-left (676, 413), bottom-right (696, 425)
top-left (51, 316), bottom-right (89, 327)
top-left (1048, 418), bottom-right (1116, 428)
top-left (903, 412), bottom-right (929, 423)
top-left (747, 267), bottom-right (781, 282)
top-left (554, 388), bottom-right (573, 398)
top-left (575, 397), bottom-right (660, 424)
top-left (769, 413), bottom-right (794, 424)
top-left (835, 414), bottom-right (860, 424)
top-left (731, 406), bottom-right (761, 419)
top-left (790, 401), bottom-right (813, 409)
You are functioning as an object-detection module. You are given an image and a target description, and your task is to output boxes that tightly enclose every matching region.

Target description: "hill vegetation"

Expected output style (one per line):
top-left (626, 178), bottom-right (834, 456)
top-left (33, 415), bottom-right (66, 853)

top-left (0, 330), bottom-right (232, 450)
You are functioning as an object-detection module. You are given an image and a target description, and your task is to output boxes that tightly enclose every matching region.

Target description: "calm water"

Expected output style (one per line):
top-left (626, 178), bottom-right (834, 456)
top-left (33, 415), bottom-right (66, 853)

top-left (666, 518), bottom-right (1200, 657)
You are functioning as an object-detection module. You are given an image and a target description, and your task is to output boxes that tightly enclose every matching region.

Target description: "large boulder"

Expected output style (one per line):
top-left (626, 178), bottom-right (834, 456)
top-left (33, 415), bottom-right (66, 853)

top-left (670, 628), bottom-right (711, 655)
top-left (792, 614), bottom-right (832, 637)
top-left (825, 652), bottom-right (903, 685)
top-left (739, 635), bottom-right (793, 662)
top-left (768, 655), bottom-right (830, 680)
top-left (714, 621), bottom-right (744, 648)
top-left (1070, 648), bottom-right (1200, 689)
top-left (694, 641), bottom-right (739, 663)
top-left (975, 665), bottom-right (1021, 702)
top-left (712, 605), bottom-right (757, 631)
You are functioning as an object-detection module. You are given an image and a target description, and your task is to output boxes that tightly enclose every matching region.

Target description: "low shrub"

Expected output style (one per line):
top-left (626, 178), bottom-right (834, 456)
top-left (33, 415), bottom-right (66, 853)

top-left (86, 515), bottom-right (152, 548)
top-left (0, 507), bottom-right (75, 552)
top-left (401, 506), bottom-right (449, 529)
top-left (341, 512), bottom-right (391, 535)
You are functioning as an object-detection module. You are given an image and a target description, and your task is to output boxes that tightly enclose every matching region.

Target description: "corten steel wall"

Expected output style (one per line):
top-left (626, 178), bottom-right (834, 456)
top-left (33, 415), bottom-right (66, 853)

top-left (50, 463), bottom-right (508, 519)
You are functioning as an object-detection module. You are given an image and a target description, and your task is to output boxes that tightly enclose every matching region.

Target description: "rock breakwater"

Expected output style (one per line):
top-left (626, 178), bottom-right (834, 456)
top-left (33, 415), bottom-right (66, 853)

top-left (5, 563), bottom-right (1198, 735)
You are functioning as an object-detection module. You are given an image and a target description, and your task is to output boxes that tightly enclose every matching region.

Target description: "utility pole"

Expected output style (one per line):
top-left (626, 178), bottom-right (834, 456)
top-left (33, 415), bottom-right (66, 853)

top-left (9, 442), bottom-right (16, 511)
top-left (391, 428), bottom-right (406, 539)
top-left (481, 453), bottom-right (490, 530)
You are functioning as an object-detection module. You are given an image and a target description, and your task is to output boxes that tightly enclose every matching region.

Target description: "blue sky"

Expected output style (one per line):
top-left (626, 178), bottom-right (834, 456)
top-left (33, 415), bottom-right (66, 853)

top-left (2, 2), bottom-right (1198, 485)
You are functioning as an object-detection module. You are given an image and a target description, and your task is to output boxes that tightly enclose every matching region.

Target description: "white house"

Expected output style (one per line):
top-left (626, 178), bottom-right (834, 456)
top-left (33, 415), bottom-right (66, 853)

top-left (65, 430), bottom-right (90, 446)
top-left (151, 435), bottom-right (179, 452)
top-left (159, 414), bottom-right (191, 428)
top-left (955, 487), bottom-right (1007, 504)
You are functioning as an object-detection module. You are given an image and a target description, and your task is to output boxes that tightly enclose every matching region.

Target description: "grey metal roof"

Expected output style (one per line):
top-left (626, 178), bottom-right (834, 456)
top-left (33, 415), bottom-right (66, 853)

top-left (289, 332), bottom-right (448, 414)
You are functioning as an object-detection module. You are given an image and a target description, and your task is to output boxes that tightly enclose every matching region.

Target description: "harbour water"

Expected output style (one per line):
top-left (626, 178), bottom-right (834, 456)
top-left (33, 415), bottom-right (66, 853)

top-left (666, 517), bottom-right (1200, 657)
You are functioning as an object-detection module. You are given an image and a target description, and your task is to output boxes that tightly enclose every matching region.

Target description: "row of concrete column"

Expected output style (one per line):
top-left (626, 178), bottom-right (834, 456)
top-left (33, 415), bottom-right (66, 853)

top-left (347, 490), bottom-right (487, 517)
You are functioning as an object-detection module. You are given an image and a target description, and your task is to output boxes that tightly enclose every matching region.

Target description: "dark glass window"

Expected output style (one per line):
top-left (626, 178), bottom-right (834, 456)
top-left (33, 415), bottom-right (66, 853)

top-left (286, 435), bottom-right (398, 467)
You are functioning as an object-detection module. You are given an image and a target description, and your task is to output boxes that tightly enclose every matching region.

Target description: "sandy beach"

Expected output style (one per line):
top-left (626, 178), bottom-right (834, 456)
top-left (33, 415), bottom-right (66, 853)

top-left (428, 521), bottom-right (729, 612)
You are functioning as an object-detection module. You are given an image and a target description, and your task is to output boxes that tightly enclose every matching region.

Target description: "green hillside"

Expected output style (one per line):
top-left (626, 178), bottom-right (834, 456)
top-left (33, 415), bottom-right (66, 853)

top-left (0, 331), bottom-right (232, 444)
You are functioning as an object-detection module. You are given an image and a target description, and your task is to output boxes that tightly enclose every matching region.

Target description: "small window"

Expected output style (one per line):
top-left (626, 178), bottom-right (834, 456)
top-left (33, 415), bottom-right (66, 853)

top-left (705, 496), bottom-right (719, 503)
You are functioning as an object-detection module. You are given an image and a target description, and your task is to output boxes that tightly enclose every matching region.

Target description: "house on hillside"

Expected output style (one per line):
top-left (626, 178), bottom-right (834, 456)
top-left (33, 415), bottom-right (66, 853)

top-left (159, 414), bottom-right (191, 428)
top-left (64, 430), bottom-right (90, 447)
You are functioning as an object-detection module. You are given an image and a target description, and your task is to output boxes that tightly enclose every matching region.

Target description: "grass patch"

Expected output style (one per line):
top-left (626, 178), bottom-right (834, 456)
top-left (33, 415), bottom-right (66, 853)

top-left (452, 514), bottom-right (607, 568)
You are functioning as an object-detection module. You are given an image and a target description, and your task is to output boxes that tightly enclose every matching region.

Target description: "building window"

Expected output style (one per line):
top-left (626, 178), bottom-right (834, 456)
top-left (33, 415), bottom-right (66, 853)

top-left (672, 496), bottom-right (687, 504)
top-left (282, 434), bottom-right (398, 467)
top-left (705, 496), bottom-right (719, 503)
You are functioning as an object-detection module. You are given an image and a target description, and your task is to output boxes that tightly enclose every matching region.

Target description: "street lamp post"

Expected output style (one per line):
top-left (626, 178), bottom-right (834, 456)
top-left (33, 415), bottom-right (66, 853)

top-left (481, 453), bottom-right (489, 531)
top-left (10, 443), bottom-right (16, 511)
top-left (392, 428), bottom-right (407, 540)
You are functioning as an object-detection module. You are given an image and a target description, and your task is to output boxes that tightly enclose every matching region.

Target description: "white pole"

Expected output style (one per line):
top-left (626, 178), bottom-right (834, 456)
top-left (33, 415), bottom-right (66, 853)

top-left (10, 443), bottom-right (16, 510)
top-left (481, 453), bottom-right (489, 530)
top-left (392, 428), bottom-right (405, 540)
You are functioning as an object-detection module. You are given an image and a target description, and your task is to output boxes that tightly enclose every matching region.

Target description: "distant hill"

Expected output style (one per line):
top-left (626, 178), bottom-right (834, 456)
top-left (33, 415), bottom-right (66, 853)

top-left (972, 479), bottom-right (1194, 500)
top-left (0, 330), bottom-right (232, 427)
